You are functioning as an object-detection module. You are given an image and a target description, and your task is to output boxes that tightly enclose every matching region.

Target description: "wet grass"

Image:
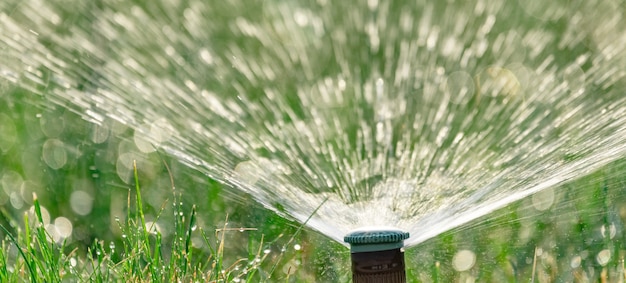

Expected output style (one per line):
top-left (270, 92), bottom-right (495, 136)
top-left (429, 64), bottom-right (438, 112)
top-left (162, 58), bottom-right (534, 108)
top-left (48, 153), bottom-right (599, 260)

top-left (0, 162), bottom-right (291, 283)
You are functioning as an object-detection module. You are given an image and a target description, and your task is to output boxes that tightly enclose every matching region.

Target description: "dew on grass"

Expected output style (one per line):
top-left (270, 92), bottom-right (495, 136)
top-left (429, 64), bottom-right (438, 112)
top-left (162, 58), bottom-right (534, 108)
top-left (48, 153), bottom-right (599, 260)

top-left (294, 244), bottom-right (301, 251)
top-left (263, 248), bottom-right (271, 254)
top-left (121, 234), bottom-right (127, 238)
top-left (70, 257), bottom-right (77, 267)
top-left (144, 221), bottom-right (162, 234)
top-left (109, 241), bottom-right (116, 252)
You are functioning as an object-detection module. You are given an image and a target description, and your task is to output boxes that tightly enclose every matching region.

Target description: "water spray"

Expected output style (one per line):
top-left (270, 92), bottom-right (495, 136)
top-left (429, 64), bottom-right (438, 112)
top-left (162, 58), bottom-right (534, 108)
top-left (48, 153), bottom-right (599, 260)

top-left (344, 228), bottom-right (409, 282)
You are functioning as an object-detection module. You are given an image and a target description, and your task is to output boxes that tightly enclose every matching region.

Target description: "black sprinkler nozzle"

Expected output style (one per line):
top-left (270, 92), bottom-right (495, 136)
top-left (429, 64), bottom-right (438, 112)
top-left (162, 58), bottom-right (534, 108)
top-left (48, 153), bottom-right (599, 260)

top-left (344, 228), bottom-right (409, 283)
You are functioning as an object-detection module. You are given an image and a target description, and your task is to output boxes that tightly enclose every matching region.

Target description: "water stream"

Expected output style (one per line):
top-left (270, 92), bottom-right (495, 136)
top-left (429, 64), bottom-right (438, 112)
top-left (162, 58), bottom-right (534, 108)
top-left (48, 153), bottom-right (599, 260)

top-left (2, 0), bottom-right (626, 247)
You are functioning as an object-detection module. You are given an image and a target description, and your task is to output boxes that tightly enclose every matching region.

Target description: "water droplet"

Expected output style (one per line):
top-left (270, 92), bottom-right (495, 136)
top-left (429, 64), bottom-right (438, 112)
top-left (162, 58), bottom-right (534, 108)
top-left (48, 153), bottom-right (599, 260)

top-left (70, 190), bottom-right (94, 216)
top-left (54, 217), bottom-right (73, 238)
top-left (121, 234), bottom-right (127, 238)
top-left (597, 249), bottom-right (611, 266)
top-left (263, 249), bottom-right (271, 254)
top-left (570, 256), bottom-right (582, 268)
top-left (234, 161), bottom-right (263, 185)
top-left (532, 188), bottom-right (555, 211)
top-left (42, 139), bottom-right (68, 170)
top-left (191, 225), bottom-right (197, 231)
top-left (452, 250), bottom-right (476, 272)
top-left (600, 223), bottom-right (617, 239)
top-left (293, 244), bottom-right (301, 251)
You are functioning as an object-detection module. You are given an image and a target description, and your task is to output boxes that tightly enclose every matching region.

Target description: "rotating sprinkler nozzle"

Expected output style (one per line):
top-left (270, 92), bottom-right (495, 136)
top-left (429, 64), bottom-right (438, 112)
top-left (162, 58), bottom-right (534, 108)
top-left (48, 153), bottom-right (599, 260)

top-left (344, 228), bottom-right (409, 283)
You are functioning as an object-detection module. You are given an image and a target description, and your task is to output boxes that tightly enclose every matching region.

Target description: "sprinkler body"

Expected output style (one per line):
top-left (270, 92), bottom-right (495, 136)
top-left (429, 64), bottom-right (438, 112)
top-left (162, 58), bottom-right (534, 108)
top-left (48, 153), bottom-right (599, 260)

top-left (344, 228), bottom-right (409, 283)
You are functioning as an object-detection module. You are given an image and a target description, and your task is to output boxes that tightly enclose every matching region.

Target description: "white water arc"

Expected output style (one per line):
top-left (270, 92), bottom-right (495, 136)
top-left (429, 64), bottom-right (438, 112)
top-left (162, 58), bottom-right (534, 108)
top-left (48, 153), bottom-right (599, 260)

top-left (1, 0), bottom-right (626, 247)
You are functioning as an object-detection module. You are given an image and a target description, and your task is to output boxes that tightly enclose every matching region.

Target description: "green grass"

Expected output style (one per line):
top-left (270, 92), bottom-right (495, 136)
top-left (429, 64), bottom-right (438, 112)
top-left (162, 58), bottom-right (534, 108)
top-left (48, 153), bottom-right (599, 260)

top-left (0, 162), bottom-right (301, 283)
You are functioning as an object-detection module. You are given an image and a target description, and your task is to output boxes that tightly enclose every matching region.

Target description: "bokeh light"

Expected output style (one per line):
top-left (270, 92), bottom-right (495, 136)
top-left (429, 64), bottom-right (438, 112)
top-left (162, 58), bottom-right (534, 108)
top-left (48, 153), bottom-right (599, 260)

top-left (452, 249), bottom-right (476, 272)
top-left (42, 138), bottom-right (67, 170)
top-left (70, 190), bottom-right (94, 216)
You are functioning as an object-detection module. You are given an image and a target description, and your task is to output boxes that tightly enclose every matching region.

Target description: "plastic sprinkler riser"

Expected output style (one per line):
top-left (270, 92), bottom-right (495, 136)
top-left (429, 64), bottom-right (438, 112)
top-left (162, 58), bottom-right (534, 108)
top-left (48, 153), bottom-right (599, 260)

top-left (344, 229), bottom-right (409, 283)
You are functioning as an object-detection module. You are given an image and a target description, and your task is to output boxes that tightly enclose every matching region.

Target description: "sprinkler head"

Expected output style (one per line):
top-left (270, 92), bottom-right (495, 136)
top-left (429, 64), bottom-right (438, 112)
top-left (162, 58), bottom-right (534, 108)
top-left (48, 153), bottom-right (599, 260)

top-left (344, 228), bottom-right (409, 283)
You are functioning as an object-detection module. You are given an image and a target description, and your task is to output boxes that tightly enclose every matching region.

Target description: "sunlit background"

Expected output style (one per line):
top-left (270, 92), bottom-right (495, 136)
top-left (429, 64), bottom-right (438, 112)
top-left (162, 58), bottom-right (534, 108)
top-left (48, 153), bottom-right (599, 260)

top-left (2, 0), bottom-right (626, 281)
